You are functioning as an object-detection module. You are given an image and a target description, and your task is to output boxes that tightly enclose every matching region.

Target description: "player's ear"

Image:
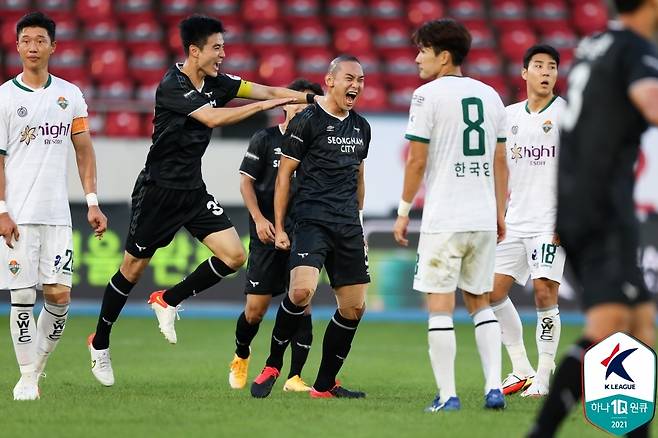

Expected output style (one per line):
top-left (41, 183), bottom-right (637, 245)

top-left (50, 40), bottom-right (56, 54)
top-left (521, 68), bottom-right (528, 81)
top-left (439, 50), bottom-right (451, 66)
top-left (325, 73), bottom-right (333, 88)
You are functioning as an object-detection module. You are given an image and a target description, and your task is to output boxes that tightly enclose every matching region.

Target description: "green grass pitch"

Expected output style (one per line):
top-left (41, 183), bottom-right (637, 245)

top-left (0, 316), bottom-right (645, 437)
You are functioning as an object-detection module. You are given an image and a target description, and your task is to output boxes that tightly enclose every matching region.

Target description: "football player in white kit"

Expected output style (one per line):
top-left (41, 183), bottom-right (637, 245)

top-left (0, 12), bottom-right (107, 400)
top-left (489, 45), bottom-right (566, 398)
top-left (393, 19), bottom-right (509, 412)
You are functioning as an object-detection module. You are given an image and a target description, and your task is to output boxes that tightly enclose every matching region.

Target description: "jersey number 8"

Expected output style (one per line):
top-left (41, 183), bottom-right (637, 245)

top-left (461, 97), bottom-right (485, 156)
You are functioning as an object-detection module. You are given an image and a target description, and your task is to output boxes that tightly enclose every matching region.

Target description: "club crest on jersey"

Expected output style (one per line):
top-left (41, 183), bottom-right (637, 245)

top-left (8, 259), bottom-right (20, 275)
top-left (20, 125), bottom-right (37, 145)
top-left (542, 120), bottom-right (553, 133)
top-left (57, 96), bottom-right (69, 110)
top-left (17, 106), bottom-right (27, 117)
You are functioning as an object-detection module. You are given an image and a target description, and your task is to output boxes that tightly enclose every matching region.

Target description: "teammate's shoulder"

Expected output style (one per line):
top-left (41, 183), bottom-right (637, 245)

top-left (0, 78), bottom-right (12, 92)
top-left (506, 100), bottom-right (526, 113)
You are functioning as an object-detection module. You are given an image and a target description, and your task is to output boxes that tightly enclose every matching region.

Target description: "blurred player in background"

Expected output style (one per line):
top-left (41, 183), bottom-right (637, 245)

top-left (393, 19), bottom-right (509, 412)
top-left (250, 56), bottom-right (370, 399)
top-left (528, 1), bottom-right (658, 437)
top-left (0, 12), bottom-right (107, 400)
top-left (88, 15), bottom-right (318, 387)
top-left (229, 78), bottom-right (323, 392)
top-left (490, 44), bottom-right (566, 398)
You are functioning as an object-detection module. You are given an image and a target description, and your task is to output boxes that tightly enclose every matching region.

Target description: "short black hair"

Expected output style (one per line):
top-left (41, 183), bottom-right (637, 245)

top-left (412, 19), bottom-right (471, 66)
top-left (288, 78), bottom-right (324, 95)
top-left (523, 44), bottom-right (560, 69)
top-left (16, 11), bottom-right (56, 42)
top-left (614, 0), bottom-right (646, 13)
top-left (179, 15), bottom-right (225, 56)
top-left (328, 55), bottom-right (362, 75)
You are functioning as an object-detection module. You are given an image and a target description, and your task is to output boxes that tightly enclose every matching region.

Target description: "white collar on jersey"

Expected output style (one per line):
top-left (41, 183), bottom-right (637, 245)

top-left (13, 73), bottom-right (52, 92)
top-left (317, 100), bottom-right (350, 121)
top-left (278, 124), bottom-right (286, 136)
top-left (176, 63), bottom-right (204, 92)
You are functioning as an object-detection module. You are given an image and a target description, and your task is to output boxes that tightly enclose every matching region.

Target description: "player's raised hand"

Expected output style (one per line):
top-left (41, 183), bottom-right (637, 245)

top-left (275, 229), bottom-right (290, 250)
top-left (393, 215), bottom-right (410, 247)
top-left (88, 206), bottom-right (108, 239)
top-left (0, 213), bottom-right (19, 248)
top-left (260, 97), bottom-right (295, 111)
top-left (256, 217), bottom-right (276, 244)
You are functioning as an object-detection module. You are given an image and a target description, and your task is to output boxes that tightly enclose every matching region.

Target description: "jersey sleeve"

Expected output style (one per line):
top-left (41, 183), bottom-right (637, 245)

top-left (404, 88), bottom-right (433, 143)
top-left (208, 73), bottom-right (244, 106)
top-left (72, 85), bottom-right (88, 119)
top-left (282, 110), bottom-right (313, 161)
top-left (239, 129), bottom-right (268, 181)
top-left (0, 91), bottom-right (8, 155)
top-left (495, 94), bottom-right (507, 143)
top-left (157, 75), bottom-right (210, 116)
top-left (361, 119), bottom-right (371, 160)
top-left (623, 39), bottom-right (658, 89)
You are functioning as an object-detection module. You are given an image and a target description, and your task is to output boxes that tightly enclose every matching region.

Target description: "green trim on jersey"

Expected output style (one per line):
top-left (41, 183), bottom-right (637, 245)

top-left (12, 74), bottom-right (52, 92)
top-left (405, 134), bottom-right (430, 144)
top-left (0, 149), bottom-right (6, 156)
top-left (497, 137), bottom-right (506, 142)
top-left (525, 95), bottom-right (558, 114)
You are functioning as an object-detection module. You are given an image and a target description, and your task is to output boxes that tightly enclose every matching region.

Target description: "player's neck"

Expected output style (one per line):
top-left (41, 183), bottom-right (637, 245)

top-left (318, 96), bottom-right (348, 119)
top-left (20, 67), bottom-right (50, 89)
top-left (526, 92), bottom-right (555, 113)
top-left (435, 65), bottom-right (462, 79)
top-left (619, 14), bottom-right (655, 40)
top-left (180, 60), bottom-right (205, 91)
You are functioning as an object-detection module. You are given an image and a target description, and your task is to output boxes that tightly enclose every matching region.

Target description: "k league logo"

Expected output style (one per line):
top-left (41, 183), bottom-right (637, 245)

top-left (583, 332), bottom-right (656, 435)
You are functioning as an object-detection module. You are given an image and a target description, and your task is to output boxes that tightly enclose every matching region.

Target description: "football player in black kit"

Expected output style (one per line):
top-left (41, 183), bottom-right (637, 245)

top-left (87, 15), bottom-right (319, 387)
top-left (250, 55), bottom-right (371, 399)
top-left (528, 1), bottom-right (658, 437)
top-left (228, 79), bottom-right (324, 392)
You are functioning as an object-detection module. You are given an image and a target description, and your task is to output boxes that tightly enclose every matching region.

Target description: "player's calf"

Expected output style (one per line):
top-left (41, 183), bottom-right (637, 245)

top-left (10, 288), bottom-right (37, 375)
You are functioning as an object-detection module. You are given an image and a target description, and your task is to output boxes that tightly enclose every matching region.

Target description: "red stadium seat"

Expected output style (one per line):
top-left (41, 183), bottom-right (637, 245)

top-left (124, 18), bottom-right (164, 51)
top-left (282, 0), bottom-right (321, 24)
top-left (448, 0), bottom-right (485, 20)
top-left (1, 0), bottom-right (32, 23)
top-left (540, 23), bottom-right (578, 50)
top-left (509, 75), bottom-right (526, 101)
top-left (367, 0), bottom-right (404, 25)
top-left (326, 0), bottom-right (365, 26)
top-left (259, 51), bottom-right (296, 86)
top-left (115, 0), bottom-right (153, 23)
top-left (129, 46), bottom-right (168, 84)
top-left (166, 22), bottom-right (183, 53)
top-left (4, 52), bottom-right (24, 78)
top-left (87, 111), bottom-right (105, 135)
top-left (407, 0), bottom-right (444, 27)
top-left (491, 0), bottom-right (526, 24)
top-left (464, 49), bottom-right (502, 77)
top-left (1, 21), bottom-right (19, 51)
top-left (383, 52), bottom-right (420, 87)
top-left (473, 75), bottom-right (509, 104)
top-left (572, 0), bottom-right (608, 36)
top-left (222, 45), bottom-right (258, 79)
top-left (468, 21), bottom-right (496, 50)
top-left (389, 83), bottom-right (418, 111)
top-left (136, 80), bottom-right (159, 103)
top-left (76, 0), bottom-right (113, 22)
top-left (49, 42), bottom-right (85, 79)
top-left (250, 23), bottom-right (288, 53)
top-left (161, 0), bottom-right (197, 23)
top-left (142, 113), bottom-right (155, 137)
top-left (36, 0), bottom-right (73, 14)
top-left (105, 111), bottom-right (142, 137)
top-left (83, 19), bottom-right (121, 50)
top-left (97, 79), bottom-right (134, 100)
top-left (531, 0), bottom-right (569, 32)
top-left (222, 17), bottom-right (248, 46)
top-left (89, 46), bottom-right (128, 81)
top-left (71, 77), bottom-right (95, 100)
top-left (291, 20), bottom-right (330, 53)
top-left (334, 24), bottom-right (372, 55)
top-left (499, 27), bottom-right (538, 61)
top-left (357, 83), bottom-right (388, 111)
top-left (373, 22), bottom-right (410, 56)
top-left (52, 18), bottom-right (79, 43)
top-left (202, 0), bottom-right (240, 18)
top-left (296, 48), bottom-right (334, 85)
top-left (242, 0), bottom-right (280, 24)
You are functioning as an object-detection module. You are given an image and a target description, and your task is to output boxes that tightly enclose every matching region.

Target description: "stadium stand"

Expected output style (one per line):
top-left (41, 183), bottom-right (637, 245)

top-left (0, 0), bottom-right (608, 135)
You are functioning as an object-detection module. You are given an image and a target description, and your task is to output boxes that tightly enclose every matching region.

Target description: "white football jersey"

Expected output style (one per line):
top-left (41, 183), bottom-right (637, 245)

top-left (405, 76), bottom-right (507, 233)
top-left (0, 74), bottom-right (88, 226)
top-left (505, 96), bottom-right (565, 237)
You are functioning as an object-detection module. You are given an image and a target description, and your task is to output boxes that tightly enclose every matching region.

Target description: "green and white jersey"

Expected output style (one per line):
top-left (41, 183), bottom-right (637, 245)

top-left (405, 76), bottom-right (507, 233)
top-left (0, 73), bottom-right (88, 226)
top-left (505, 96), bottom-right (565, 237)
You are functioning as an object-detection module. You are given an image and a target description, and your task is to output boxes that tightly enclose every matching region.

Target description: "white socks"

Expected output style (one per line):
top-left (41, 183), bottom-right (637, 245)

top-left (10, 288), bottom-right (37, 374)
top-left (35, 301), bottom-right (70, 373)
top-left (428, 313), bottom-right (456, 402)
top-left (472, 307), bottom-right (502, 392)
top-left (492, 297), bottom-right (535, 376)
top-left (535, 306), bottom-right (561, 385)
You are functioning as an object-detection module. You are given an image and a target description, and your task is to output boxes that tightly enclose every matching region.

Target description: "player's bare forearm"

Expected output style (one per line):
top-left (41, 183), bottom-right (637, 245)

top-left (0, 155), bottom-right (6, 201)
top-left (72, 131), bottom-right (98, 195)
top-left (357, 162), bottom-right (365, 209)
top-left (274, 157), bottom-right (298, 231)
top-left (240, 174), bottom-right (265, 222)
top-left (401, 141), bottom-right (428, 203)
top-left (493, 141), bottom-right (509, 219)
top-left (245, 83), bottom-right (309, 104)
top-left (192, 98), bottom-right (293, 128)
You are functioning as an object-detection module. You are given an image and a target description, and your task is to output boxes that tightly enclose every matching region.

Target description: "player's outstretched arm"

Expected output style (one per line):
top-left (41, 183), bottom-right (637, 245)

top-left (191, 98), bottom-right (294, 128)
top-left (240, 174), bottom-right (274, 244)
top-left (273, 156), bottom-right (299, 250)
top-left (0, 155), bottom-right (19, 248)
top-left (393, 140), bottom-right (428, 247)
top-left (240, 82), bottom-right (313, 104)
top-left (72, 130), bottom-right (107, 238)
top-left (629, 78), bottom-right (658, 125)
top-left (493, 140), bottom-right (508, 243)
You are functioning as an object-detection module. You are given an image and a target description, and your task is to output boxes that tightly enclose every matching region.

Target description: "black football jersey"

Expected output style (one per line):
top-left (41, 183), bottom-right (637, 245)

top-left (558, 26), bottom-right (658, 228)
top-left (239, 125), bottom-right (296, 242)
top-left (144, 64), bottom-right (244, 189)
top-left (282, 103), bottom-right (371, 225)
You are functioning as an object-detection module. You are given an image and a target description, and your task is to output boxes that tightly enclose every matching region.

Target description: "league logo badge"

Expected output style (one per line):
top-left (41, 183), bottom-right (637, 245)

top-left (17, 106), bottom-right (27, 117)
top-left (584, 332), bottom-right (656, 435)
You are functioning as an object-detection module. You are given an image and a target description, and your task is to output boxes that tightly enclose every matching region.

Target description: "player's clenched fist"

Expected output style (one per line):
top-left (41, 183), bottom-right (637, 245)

top-left (275, 229), bottom-right (290, 250)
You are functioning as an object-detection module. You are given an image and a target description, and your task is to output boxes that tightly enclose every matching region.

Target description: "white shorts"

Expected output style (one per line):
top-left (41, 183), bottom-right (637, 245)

top-left (495, 234), bottom-right (566, 285)
top-left (413, 231), bottom-right (496, 295)
top-left (0, 224), bottom-right (73, 290)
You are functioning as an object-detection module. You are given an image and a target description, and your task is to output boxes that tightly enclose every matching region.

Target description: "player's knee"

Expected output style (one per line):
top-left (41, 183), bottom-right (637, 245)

top-left (339, 303), bottom-right (366, 321)
top-left (224, 249), bottom-right (247, 270)
top-left (120, 258), bottom-right (148, 283)
top-left (534, 280), bottom-right (557, 308)
top-left (10, 287), bottom-right (36, 305)
top-left (245, 303), bottom-right (267, 324)
top-left (291, 288), bottom-right (314, 306)
top-left (43, 287), bottom-right (71, 305)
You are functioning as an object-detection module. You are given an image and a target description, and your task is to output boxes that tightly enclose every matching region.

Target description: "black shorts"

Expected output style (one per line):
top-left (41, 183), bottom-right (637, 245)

top-left (125, 176), bottom-right (233, 258)
top-left (560, 219), bottom-right (651, 311)
top-left (244, 242), bottom-right (290, 296)
top-left (289, 220), bottom-right (370, 288)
